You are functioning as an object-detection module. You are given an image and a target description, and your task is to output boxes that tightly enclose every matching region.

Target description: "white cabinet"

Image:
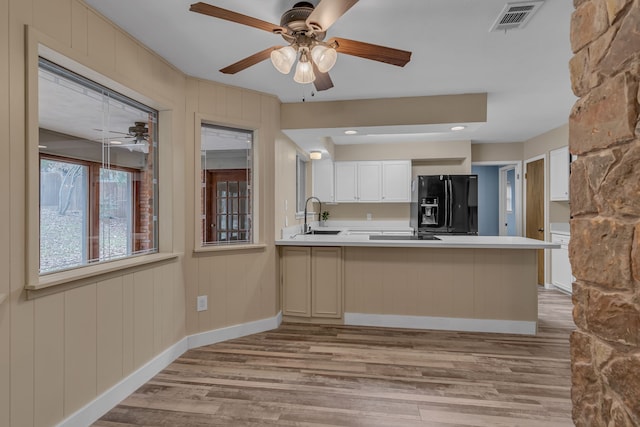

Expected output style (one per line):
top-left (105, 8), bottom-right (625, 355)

top-left (335, 161), bottom-right (359, 202)
top-left (312, 158), bottom-right (334, 203)
top-left (334, 160), bottom-right (410, 203)
top-left (357, 162), bottom-right (382, 201)
top-left (334, 161), bottom-right (382, 202)
top-left (550, 146), bottom-right (570, 201)
top-left (382, 161), bottom-right (411, 202)
top-left (551, 233), bottom-right (573, 294)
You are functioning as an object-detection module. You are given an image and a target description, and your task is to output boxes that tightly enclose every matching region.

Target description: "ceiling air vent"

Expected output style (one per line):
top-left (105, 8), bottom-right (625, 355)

top-left (490, 1), bottom-right (544, 32)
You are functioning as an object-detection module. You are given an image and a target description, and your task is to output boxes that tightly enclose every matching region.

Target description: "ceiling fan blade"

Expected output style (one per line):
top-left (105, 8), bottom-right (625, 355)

top-left (189, 2), bottom-right (286, 34)
top-left (329, 37), bottom-right (412, 67)
top-left (312, 62), bottom-right (334, 91)
top-left (306, 0), bottom-right (358, 32)
top-left (220, 46), bottom-right (280, 74)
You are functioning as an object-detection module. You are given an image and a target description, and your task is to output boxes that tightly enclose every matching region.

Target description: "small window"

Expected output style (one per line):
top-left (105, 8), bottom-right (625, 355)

top-left (38, 58), bottom-right (158, 274)
top-left (200, 123), bottom-right (253, 245)
top-left (296, 154), bottom-right (307, 214)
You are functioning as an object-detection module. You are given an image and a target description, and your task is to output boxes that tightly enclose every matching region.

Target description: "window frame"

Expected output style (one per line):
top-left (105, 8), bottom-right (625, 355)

top-left (25, 32), bottom-right (177, 294)
top-left (39, 153), bottom-right (146, 272)
top-left (295, 154), bottom-right (308, 216)
top-left (194, 115), bottom-right (265, 253)
top-left (37, 58), bottom-right (159, 275)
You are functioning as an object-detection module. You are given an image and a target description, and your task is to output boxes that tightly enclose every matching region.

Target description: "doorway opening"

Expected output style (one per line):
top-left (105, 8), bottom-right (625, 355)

top-left (471, 161), bottom-right (522, 237)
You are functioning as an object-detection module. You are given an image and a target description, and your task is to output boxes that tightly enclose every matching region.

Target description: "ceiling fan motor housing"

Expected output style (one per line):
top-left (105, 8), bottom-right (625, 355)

top-left (280, 2), bottom-right (325, 40)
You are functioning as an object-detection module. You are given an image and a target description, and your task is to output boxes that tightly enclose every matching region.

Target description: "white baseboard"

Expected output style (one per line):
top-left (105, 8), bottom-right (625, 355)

top-left (344, 312), bottom-right (537, 335)
top-left (57, 311), bottom-right (282, 427)
top-left (187, 312), bottom-right (282, 349)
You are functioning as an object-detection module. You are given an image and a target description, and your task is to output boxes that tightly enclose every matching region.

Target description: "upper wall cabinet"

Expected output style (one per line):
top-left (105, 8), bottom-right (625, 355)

top-left (382, 161), bottom-right (412, 202)
top-left (334, 160), bottom-right (411, 203)
top-left (335, 161), bottom-right (381, 202)
top-left (550, 146), bottom-right (570, 201)
top-left (312, 158), bottom-right (335, 203)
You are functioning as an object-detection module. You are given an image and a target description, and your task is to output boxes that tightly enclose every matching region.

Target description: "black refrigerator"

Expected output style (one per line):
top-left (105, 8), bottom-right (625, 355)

top-left (410, 175), bottom-right (478, 235)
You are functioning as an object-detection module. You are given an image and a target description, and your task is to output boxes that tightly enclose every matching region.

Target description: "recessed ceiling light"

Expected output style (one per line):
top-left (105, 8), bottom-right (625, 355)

top-left (109, 140), bottom-right (123, 145)
top-left (38, 145), bottom-right (47, 149)
top-left (451, 126), bottom-right (466, 131)
top-left (344, 130), bottom-right (358, 135)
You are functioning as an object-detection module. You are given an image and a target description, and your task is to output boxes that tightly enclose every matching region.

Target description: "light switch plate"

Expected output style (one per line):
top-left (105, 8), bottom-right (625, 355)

top-left (197, 295), bottom-right (208, 312)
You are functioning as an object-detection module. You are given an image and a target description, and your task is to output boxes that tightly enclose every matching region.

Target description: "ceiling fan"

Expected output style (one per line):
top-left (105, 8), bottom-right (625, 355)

top-left (189, 0), bottom-right (412, 91)
top-left (94, 121), bottom-right (150, 153)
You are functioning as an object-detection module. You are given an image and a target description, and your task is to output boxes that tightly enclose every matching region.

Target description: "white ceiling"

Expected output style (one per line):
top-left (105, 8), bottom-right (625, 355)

top-left (84, 0), bottom-right (576, 152)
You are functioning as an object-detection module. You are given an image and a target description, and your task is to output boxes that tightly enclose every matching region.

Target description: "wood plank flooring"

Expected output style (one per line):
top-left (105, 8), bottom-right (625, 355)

top-left (94, 287), bottom-right (574, 426)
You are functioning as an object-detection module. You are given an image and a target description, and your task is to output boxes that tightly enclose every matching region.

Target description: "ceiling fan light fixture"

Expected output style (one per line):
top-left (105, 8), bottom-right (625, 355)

top-left (293, 54), bottom-right (315, 84)
top-left (270, 45), bottom-right (297, 74)
top-left (311, 45), bottom-right (337, 73)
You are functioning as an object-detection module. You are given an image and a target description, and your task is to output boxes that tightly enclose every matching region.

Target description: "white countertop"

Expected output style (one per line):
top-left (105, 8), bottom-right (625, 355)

top-left (276, 231), bottom-right (559, 249)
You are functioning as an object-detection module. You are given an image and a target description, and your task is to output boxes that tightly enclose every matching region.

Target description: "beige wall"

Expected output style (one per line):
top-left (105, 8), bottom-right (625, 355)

top-left (471, 142), bottom-right (524, 163)
top-left (183, 78), bottom-right (279, 335)
top-left (1, 1), bottom-right (188, 425)
top-left (0, 1), bottom-right (280, 426)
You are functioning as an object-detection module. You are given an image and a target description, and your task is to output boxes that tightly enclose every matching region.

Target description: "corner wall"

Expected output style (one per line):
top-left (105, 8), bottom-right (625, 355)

top-left (1, 1), bottom-right (188, 426)
top-left (568, 0), bottom-right (640, 424)
top-left (0, 1), bottom-right (282, 426)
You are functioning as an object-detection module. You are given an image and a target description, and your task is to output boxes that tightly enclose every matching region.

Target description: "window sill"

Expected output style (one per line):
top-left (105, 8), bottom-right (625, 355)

top-left (194, 243), bottom-right (267, 254)
top-left (25, 252), bottom-right (180, 299)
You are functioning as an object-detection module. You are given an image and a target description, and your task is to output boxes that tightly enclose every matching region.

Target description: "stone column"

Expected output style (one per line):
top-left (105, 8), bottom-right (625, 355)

top-left (569, 0), bottom-right (640, 425)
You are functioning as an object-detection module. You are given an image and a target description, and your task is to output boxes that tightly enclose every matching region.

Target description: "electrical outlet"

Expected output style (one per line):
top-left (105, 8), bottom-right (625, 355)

top-left (366, 213), bottom-right (372, 220)
top-left (197, 295), bottom-right (208, 312)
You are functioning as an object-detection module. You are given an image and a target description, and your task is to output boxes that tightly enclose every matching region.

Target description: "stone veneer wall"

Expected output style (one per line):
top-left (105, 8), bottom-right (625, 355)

top-left (568, 0), bottom-right (640, 425)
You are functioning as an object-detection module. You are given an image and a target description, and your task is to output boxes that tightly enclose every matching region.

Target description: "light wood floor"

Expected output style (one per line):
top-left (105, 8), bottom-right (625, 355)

top-left (95, 287), bottom-right (574, 426)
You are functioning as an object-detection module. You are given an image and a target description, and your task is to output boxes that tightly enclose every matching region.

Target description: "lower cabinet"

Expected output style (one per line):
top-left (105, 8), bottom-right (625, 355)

top-left (281, 246), bottom-right (343, 319)
top-left (551, 233), bottom-right (572, 294)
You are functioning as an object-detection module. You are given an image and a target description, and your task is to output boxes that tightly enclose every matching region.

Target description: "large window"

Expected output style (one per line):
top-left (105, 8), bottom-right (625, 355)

top-left (200, 123), bottom-right (253, 245)
top-left (38, 58), bottom-right (158, 274)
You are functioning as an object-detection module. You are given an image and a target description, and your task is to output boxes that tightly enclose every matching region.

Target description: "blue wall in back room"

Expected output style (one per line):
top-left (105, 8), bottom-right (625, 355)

top-left (472, 165), bottom-right (500, 236)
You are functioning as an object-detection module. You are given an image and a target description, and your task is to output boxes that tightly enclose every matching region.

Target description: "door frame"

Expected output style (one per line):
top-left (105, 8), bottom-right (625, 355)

top-left (498, 165), bottom-right (517, 236)
top-left (471, 161), bottom-right (522, 236)
top-left (524, 154), bottom-right (550, 287)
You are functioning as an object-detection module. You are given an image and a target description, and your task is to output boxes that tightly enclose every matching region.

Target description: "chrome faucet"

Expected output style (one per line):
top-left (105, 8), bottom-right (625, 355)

top-left (303, 196), bottom-right (322, 234)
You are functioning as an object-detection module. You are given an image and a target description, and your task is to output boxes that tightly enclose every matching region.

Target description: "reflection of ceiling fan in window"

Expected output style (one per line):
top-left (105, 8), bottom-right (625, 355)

top-left (95, 122), bottom-right (150, 153)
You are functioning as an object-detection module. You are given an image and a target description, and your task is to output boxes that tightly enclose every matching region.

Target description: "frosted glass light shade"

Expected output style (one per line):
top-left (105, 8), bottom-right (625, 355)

top-left (270, 46), bottom-right (297, 74)
top-left (293, 60), bottom-right (315, 84)
top-left (311, 45), bottom-right (337, 73)
top-left (309, 151), bottom-right (322, 160)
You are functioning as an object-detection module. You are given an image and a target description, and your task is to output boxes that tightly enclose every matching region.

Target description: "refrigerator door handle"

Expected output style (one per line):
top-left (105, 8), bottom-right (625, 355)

top-left (444, 177), bottom-right (449, 228)
top-left (448, 178), bottom-right (453, 229)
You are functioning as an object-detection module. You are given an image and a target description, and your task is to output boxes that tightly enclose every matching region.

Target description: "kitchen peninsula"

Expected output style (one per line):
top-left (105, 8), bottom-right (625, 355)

top-left (276, 229), bottom-right (558, 335)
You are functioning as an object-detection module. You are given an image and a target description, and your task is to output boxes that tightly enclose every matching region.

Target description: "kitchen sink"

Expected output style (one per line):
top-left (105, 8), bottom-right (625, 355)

top-left (305, 229), bottom-right (342, 235)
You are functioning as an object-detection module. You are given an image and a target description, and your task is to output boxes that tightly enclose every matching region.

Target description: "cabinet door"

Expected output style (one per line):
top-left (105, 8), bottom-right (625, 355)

top-left (335, 162), bottom-right (358, 202)
top-left (550, 146), bottom-right (569, 201)
top-left (281, 247), bottom-right (311, 317)
top-left (551, 234), bottom-right (572, 293)
top-left (312, 158), bottom-right (334, 203)
top-left (311, 247), bottom-right (343, 318)
top-left (357, 161), bottom-right (382, 202)
top-left (382, 161), bottom-right (411, 202)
